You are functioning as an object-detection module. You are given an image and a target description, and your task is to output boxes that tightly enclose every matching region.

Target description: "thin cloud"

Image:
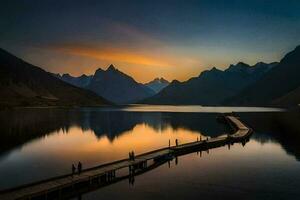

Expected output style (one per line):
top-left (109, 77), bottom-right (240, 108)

top-left (49, 44), bottom-right (172, 67)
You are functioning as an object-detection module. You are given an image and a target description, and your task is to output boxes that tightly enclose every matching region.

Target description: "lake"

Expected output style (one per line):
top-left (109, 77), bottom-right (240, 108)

top-left (1, 105), bottom-right (300, 200)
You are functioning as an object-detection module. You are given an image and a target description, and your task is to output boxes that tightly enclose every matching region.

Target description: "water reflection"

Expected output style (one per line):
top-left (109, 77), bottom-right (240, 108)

top-left (0, 108), bottom-right (227, 189)
top-left (240, 112), bottom-right (300, 161)
top-left (0, 107), bottom-right (299, 197)
top-left (0, 108), bottom-right (228, 156)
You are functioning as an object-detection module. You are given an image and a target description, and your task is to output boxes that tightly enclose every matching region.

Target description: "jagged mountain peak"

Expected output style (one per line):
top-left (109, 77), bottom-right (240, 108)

top-left (159, 77), bottom-right (169, 84)
top-left (87, 64), bottom-right (155, 104)
top-left (62, 73), bottom-right (72, 77)
top-left (145, 77), bottom-right (170, 93)
top-left (199, 67), bottom-right (222, 77)
top-left (95, 67), bottom-right (104, 73)
top-left (211, 67), bottom-right (222, 71)
top-left (236, 62), bottom-right (249, 67)
top-left (226, 62), bottom-right (250, 72)
top-left (107, 64), bottom-right (117, 71)
top-left (148, 77), bottom-right (169, 84)
top-left (171, 80), bottom-right (181, 84)
top-left (254, 61), bottom-right (267, 66)
top-left (80, 74), bottom-right (89, 78)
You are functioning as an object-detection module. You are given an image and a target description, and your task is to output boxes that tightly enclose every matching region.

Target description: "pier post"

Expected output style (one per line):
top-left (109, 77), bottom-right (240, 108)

top-left (242, 140), bottom-right (246, 147)
top-left (59, 187), bottom-right (62, 199)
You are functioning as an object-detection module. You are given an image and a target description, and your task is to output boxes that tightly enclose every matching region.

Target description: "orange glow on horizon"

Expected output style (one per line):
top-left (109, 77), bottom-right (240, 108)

top-left (39, 44), bottom-right (203, 83)
top-left (52, 45), bottom-right (171, 68)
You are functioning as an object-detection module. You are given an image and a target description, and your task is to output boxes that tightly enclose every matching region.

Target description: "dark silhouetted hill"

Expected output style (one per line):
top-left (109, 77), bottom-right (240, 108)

top-left (227, 45), bottom-right (300, 106)
top-left (0, 48), bottom-right (109, 107)
top-left (142, 62), bottom-right (276, 105)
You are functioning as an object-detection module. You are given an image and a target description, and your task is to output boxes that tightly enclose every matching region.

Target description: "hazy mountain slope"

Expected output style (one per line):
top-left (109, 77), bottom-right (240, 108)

top-left (145, 78), bottom-right (169, 93)
top-left (56, 74), bottom-right (92, 88)
top-left (227, 45), bottom-right (300, 106)
top-left (142, 62), bottom-right (276, 105)
top-left (87, 65), bottom-right (155, 104)
top-left (273, 87), bottom-right (300, 106)
top-left (0, 48), bottom-right (109, 107)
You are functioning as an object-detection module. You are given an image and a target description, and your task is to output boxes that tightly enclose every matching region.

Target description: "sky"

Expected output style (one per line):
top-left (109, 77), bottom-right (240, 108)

top-left (0, 0), bottom-right (300, 83)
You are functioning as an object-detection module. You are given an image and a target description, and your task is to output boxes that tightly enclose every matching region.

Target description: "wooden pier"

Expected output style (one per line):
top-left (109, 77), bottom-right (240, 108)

top-left (0, 115), bottom-right (252, 200)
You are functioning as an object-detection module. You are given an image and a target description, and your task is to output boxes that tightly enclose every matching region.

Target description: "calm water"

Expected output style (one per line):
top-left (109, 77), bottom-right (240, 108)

top-left (1, 105), bottom-right (299, 200)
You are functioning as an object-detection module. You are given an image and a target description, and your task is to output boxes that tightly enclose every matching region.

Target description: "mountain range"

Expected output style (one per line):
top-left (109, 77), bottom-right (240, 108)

top-left (227, 45), bottom-right (300, 106)
top-left (57, 65), bottom-right (156, 104)
top-left (55, 45), bottom-right (300, 107)
top-left (87, 65), bottom-right (155, 104)
top-left (54, 73), bottom-right (92, 88)
top-left (142, 62), bottom-right (277, 105)
top-left (0, 48), bottom-right (109, 107)
top-left (1, 45), bottom-right (300, 108)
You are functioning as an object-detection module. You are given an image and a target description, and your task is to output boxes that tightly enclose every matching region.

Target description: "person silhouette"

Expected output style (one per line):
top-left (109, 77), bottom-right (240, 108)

top-left (78, 162), bottom-right (82, 174)
top-left (72, 164), bottom-right (76, 175)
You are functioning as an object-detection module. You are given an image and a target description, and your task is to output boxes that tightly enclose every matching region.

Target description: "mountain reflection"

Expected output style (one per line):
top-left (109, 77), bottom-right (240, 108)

top-left (240, 112), bottom-right (300, 161)
top-left (1, 108), bottom-right (299, 163)
top-left (0, 108), bottom-right (227, 155)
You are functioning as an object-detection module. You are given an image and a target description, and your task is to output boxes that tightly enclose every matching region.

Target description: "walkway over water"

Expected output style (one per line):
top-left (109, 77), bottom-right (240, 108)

top-left (0, 115), bottom-right (252, 200)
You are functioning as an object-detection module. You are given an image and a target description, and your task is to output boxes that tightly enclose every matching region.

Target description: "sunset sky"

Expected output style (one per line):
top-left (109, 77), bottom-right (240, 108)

top-left (1, 0), bottom-right (300, 83)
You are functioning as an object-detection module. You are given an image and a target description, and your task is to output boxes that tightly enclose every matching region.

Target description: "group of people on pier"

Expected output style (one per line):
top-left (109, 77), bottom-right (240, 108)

top-left (72, 161), bottom-right (82, 175)
top-left (70, 137), bottom-right (211, 176)
top-left (129, 151), bottom-right (135, 161)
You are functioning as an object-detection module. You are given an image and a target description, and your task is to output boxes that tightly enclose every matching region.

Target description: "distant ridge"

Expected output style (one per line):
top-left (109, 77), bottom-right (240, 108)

top-left (0, 48), bottom-right (109, 107)
top-left (55, 73), bottom-right (92, 88)
top-left (145, 77), bottom-right (169, 93)
top-left (142, 61), bottom-right (277, 105)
